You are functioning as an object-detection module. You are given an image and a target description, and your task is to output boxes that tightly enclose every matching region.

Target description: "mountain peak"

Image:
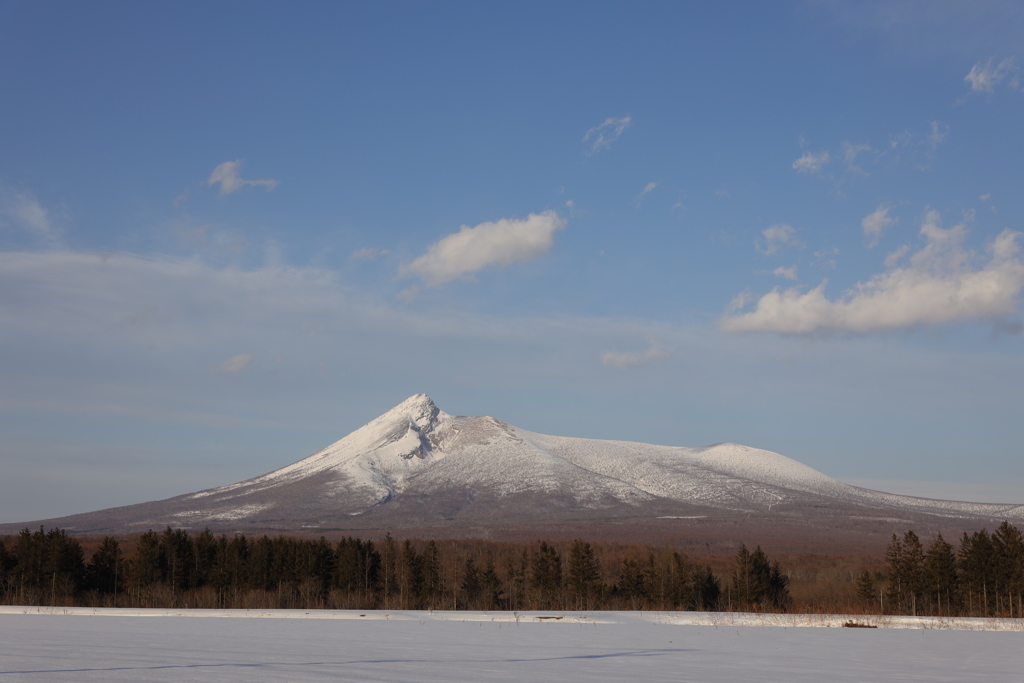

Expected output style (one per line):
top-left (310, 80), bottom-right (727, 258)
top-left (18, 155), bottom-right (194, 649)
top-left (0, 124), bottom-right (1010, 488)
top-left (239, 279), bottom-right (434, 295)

top-left (382, 394), bottom-right (442, 431)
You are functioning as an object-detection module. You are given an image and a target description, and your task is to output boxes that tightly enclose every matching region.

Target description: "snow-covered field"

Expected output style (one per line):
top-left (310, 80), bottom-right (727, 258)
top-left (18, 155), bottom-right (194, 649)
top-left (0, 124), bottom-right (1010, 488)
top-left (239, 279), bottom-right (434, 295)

top-left (1, 609), bottom-right (1021, 682)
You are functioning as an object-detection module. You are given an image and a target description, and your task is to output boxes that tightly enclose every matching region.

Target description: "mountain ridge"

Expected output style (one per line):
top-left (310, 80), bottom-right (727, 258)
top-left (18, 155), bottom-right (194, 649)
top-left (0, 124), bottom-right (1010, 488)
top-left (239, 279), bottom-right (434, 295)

top-left (3, 394), bottom-right (1022, 538)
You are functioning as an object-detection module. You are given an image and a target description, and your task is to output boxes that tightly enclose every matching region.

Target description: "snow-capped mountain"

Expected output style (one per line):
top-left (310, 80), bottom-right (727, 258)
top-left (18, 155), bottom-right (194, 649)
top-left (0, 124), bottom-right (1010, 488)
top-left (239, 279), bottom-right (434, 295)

top-left (8, 394), bottom-right (1023, 535)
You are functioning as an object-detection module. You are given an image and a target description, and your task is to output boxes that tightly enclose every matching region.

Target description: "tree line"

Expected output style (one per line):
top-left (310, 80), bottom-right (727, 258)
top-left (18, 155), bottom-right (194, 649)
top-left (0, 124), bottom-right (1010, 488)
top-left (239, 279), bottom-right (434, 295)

top-left (0, 526), bottom-right (768, 612)
top-left (4, 522), bottom-right (1020, 615)
top-left (857, 521), bottom-right (1024, 617)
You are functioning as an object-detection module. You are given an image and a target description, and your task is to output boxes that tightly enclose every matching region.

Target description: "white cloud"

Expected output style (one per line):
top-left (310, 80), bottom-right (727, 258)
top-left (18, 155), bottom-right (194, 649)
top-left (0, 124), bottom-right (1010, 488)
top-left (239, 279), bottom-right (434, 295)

top-left (964, 57), bottom-right (1017, 93)
top-left (219, 353), bottom-right (254, 373)
top-left (757, 224), bottom-right (805, 255)
top-left (840, 142), bottom-right (873, 176)
top-left (813, 247), bottom-right (840, 270)
top-left (0, 188), bottom-right (58, 243)
top-left (773, 265), bottom-right (798, 281)
top-left (582, 116), bottom-right (632, 155)
top-left (601, 341), bottom-right (673, 368)
top-left (399, 211), bottom-right (566, 287)
top-left (206, 161), bottom-right (279, 196)
top-left (927, 121), bottom-right (948, 147)
top-left (882, 122), bottom-right (949, 171)
top-left (635, 181), bottom-right (659, 207)
top-left (884, 244), bottom-right (910, 268)
top-left (351, 247), bottom-right (390, 261)
top-left (980, 193), bottom-right (992, 201)
top-left (792, 151), bottom-right (830, 174)
top-left (722, 212), bottom-right (1024, 335)
top-left (861, 205), bottom-right (896, 248)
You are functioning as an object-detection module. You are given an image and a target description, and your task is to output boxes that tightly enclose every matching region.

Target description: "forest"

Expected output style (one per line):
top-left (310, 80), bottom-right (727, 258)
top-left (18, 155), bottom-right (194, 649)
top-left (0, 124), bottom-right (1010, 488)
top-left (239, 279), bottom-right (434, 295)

top-left (0, 522), bottom-right (1021, 617)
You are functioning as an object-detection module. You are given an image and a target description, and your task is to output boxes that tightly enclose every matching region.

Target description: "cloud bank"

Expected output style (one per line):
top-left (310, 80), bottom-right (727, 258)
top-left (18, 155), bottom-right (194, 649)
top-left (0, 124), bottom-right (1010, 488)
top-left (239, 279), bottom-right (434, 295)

top-left (722, 213), bottom-right (1024, 334)
top-left (400, 211), bottom-right (566, 287)
top-left (207, 161), bottom-right (279, 195)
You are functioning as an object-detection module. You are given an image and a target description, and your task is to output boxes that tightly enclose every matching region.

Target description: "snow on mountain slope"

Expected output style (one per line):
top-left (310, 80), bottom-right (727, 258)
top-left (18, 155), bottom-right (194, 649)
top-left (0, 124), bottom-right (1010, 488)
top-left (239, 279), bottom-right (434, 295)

top-left (166, 394), bottom-right (1023, 525)
top-left (13, 394), bottom-right (1022, 534)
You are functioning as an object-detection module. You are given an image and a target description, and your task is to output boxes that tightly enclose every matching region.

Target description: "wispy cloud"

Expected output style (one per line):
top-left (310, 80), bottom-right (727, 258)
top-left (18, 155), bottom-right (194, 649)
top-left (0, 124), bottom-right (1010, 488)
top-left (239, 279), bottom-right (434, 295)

top-left (798, 122), bottom-right (950, 181)
top-left (351, 247), bottom-right (390, 261)
top-left (964, 57), bottom-right (1018, 93)
top-left (842, 142), bottom-right (873, 175)
top-left (882, 122), bottom-right (949, 171)
top-left (582, 116), bottom-right (632, 155)
top-left (756, 224), bottom-right (805, 256)
top-left (206, 161), bottom-right (279, 196)
top-left (635, 181), bottom-right (659, 207)
top-left (219, 353), bottom-right (254, 373)
top-left (773, 265), bottom-right (798, 281)
top-left (601, 341), bottom-right (673, 368)
top-left (861, 205), bottom-right (896, 248)
top-left (0, 188), bottom-right (59, 244)
top-left (722, 212), bottom-right (1024, 335)
top-left (399, 211), bottom-right (566, 287)
top-left (792, 151), bottom-right (830, 174)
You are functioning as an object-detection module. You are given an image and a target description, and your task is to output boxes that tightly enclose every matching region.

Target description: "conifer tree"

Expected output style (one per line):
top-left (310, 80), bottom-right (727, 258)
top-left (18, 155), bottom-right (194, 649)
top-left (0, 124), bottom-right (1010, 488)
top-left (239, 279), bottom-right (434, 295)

top-left (619, 558), bottom-right (646, 610)
top-left (397, 540), bottom-right (422, 609)
top-left (855, 570), bottom-right (877, 606)
top-left (87, 536), bottom-right (124, 598)
top-left (958, 529), bottom-right (994, 616)
top-left (567, 540), bottom-right (601, 610)
top-left (482, 554), bottom-right (502, 610)
top-left (379, 534), bottom-right (397, 608)
top-left (922, 534), bottom-right (958, 616)
top-left (460, 556), bottom-right (481, 607)
top-left (530, 542), bottom-right (561, 608)
top-left (991, 521), bottom-right (1024, 617)
top-left (886, 531), bottom-right (924, 615)
top-left (691, 565), bottom-right (721, 611)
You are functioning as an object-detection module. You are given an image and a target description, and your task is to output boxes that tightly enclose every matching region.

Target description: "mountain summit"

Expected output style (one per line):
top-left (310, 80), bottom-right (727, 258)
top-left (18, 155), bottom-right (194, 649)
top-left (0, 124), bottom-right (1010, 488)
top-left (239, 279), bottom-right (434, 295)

top-left (7, 394), bottom-right (1023, 537)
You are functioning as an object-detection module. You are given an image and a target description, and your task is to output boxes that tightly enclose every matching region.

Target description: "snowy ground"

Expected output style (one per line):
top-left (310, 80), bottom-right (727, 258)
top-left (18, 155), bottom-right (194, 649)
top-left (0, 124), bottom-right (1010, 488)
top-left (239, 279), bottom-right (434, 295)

top-left (1, 609), bottom-right (1021, 682)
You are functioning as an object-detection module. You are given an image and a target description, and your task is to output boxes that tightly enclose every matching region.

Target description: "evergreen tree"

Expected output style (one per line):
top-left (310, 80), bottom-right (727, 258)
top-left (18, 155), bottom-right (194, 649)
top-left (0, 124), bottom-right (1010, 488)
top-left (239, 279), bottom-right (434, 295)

top-left (129, 530), bottom-right (161, 596)
top-left (87, 537), bottom-right (124, 597)
top-left (855, 570), bottom-right (877, 605)
top-left (567, 540), bottom-right (601, 610)
top-left (619, 558), bottom-right (646, 610)
top-left (691, 565), bottom-right (721, 611)
top-left (192, 529), bottom-right (217, 588)
top-left (958, 529), bottom-right (994, 616)
top-left (991, 521), bottom-right (1024, 617)
top-left (397, 540), bottom-right (422, 609)
top-left (530, 542), bottom-right (561, 608)
top-left (379, 534), bottom-right (397, 607)
top-left (160, 527), bottom-right (195, 596)
top-left (731, 544), bottom-right (789, 612)
top-left (460, 556), bottom-right (481, 607)
top-left (922, 534), bottom-right (958, 616)
top-left (481, 554), bottom-right (503, 610)
top-left (421, 540), bottom-right (442, 607)
top-left (886, 531), bottom-right (924, 615)
top-left (0, 538), bottom-right (12, 596)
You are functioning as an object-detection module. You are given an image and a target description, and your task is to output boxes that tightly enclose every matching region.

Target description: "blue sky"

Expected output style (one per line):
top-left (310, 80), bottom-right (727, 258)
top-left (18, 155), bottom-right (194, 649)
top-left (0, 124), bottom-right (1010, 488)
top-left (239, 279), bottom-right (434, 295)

top-left (1, 1), bottom-right (1023, 521)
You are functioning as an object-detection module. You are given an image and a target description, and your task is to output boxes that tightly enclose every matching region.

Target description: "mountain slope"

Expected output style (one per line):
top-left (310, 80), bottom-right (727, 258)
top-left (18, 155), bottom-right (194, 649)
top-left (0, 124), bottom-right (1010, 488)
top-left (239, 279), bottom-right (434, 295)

top-left (5, 394), bottom-right (1022, 536)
